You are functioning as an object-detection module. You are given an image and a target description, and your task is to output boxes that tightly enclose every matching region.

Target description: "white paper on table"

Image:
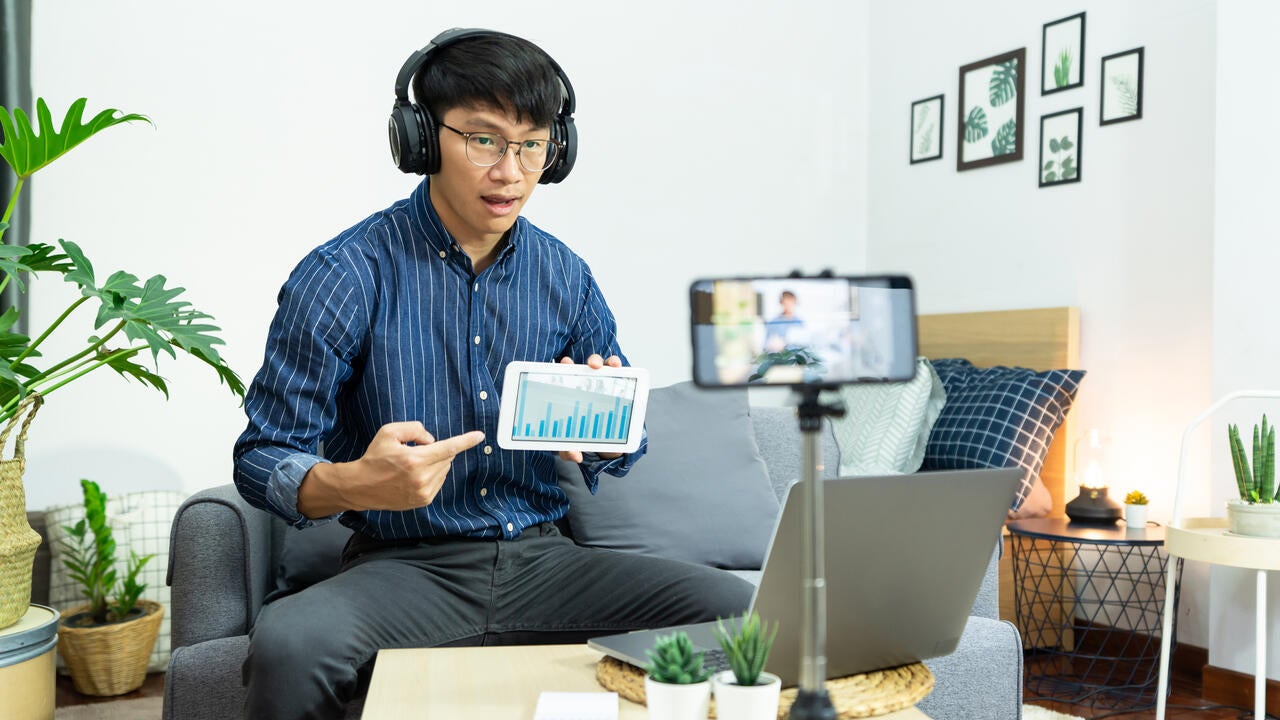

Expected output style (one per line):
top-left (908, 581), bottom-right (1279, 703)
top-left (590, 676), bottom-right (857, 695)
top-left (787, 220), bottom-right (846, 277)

top-left (532, 691), bottom-right (619, 720)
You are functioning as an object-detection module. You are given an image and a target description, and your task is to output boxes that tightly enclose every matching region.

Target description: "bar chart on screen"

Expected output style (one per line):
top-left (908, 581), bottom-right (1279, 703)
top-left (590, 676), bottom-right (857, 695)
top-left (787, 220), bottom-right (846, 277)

top-left (511, 371), bottom-right (637, 441)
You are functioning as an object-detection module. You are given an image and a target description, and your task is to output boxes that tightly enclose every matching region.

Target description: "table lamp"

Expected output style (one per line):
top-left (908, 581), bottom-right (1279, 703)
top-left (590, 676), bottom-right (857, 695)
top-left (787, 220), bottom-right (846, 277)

top-left (1065, 428), bottom-right (1122, 524)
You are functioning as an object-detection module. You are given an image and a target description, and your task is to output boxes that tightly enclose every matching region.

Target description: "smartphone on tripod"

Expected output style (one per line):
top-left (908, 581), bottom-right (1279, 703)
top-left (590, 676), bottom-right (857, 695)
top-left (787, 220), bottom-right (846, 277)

top-left (689, 274), bottom-right (918, 388)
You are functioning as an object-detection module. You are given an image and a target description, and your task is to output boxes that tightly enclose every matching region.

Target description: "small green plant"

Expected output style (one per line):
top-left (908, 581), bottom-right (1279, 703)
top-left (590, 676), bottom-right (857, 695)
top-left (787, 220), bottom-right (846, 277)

top-left (58, 479), bottom-right (154, 624)
top-left (1229, 414), bottom-right (1278, 504)
top-left (1124, 490), bottom-right (1148, 505)
top-left (1054, 47), bottom-right (1073, 88)
top-left (644, 631), bottom-right (712, 685)
top-left (715, 612), bottom-right (778, 686)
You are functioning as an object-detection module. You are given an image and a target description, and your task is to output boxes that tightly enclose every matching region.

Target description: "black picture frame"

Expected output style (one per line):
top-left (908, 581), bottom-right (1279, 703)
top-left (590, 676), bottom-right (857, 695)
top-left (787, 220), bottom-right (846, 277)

top-left (1039, 107), bottom-right (1083, 188)
top-left (909, 94), bottom-right (944, 164)
top-left (1041, 12), bottom-right (1086, 95)
top-left (957, 48), bottom-right (1026, 172)
top-left (1100, 47), bottom-right (1144, 125)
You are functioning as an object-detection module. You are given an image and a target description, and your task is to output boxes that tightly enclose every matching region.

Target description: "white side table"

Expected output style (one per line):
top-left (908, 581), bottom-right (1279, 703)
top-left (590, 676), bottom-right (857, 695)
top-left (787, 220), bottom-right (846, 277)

top-left (0, 604), bottom-right (59, 720)
top-left (1157, 390), bottom-right (1280, 720)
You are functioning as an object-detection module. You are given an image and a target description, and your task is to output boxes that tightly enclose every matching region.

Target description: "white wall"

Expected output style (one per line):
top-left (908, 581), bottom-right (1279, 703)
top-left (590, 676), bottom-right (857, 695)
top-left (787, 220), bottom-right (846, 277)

top-left (1211, 0), bottom-right (1280, 683)
top-left (20, 1), bottom-right (869, 509)
top-left (866, 0), bottom-right (1218, 648)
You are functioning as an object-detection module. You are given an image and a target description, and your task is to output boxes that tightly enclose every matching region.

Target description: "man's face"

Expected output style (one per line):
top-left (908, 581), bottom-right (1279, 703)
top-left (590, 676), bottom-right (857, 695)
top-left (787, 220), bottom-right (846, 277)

top-left (429, 104), bottom-right (548, 249)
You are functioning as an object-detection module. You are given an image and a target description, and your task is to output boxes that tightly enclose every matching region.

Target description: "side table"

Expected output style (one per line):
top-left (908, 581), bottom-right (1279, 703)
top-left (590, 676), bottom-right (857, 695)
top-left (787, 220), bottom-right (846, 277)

top-left (0, 604), bottom-right (59, 720)
top-left (1008, 518), bottom-right (1182, 714)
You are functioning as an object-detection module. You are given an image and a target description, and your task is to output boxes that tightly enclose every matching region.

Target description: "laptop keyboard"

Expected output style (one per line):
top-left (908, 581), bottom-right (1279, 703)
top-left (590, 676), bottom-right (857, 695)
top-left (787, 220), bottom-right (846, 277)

top-left (700, 647), bottom-right (730, 674)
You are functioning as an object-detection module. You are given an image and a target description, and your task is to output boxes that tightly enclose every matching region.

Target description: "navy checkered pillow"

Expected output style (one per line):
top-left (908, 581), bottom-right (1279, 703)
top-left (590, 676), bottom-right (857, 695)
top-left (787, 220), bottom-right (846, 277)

top-left (923, 358), bottom-right (1085, 511)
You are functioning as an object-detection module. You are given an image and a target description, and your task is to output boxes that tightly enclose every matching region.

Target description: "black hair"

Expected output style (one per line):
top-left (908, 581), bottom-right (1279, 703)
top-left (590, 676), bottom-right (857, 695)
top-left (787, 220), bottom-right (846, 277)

top-left (412, 33), bottom-right (563, 128)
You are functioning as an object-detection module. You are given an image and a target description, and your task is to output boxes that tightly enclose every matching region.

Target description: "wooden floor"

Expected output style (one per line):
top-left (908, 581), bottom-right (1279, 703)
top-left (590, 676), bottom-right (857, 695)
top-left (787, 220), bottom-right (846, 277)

top-left (57, 662), bottom-right (1262, 718)
top-left (1023, 656), bottom-right (1258, 720)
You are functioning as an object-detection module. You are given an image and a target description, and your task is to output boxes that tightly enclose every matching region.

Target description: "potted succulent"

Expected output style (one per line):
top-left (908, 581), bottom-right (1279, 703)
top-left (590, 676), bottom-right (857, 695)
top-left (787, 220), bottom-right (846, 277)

top-left (0, 98), bottom-right (245, 630)
top-left (55, 478), bottom-right (162, 695)
top-left (712, 612), bottom-right (781, 720)
top-left (643, 630), bottom-right (713, 720)
top-left (1227, 414), bottom-right (1280, 537)
top-left (1123, 490), bottom-right (1149, 529)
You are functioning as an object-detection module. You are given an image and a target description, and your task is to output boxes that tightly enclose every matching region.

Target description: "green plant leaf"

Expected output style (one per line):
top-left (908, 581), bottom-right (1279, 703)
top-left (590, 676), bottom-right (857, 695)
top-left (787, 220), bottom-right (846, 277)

top-left (0, 98), bottom-right (151, 180)
top-left (1049, 138), bottom-right (1061, 153)
top-left (989, 59), bottom-right (1018, 107)
top-left (991, 119), bottom-right (1017, 156)
top-left (101, 352), bottom-right (170, 398)
top-left (1062, 166), bottom-right (1077, 179)
top-left (964, 106), bottom-right (988, 143)
top-left (1060, 137), bottom-right (1074, 151)
top-left (1054, 48), bottom-right (1072, 88)
top-left (1044, 171), bottom-right (1058, 182)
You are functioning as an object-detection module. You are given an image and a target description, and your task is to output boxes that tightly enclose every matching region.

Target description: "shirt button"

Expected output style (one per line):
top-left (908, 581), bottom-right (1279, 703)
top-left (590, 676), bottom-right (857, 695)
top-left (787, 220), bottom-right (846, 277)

top-left (473, 335), bottom-right (481, 345)
top-left (479, 487), bottom-right (488, 497)
top-left (479, 390), bottom-right (488, 400)
top-left (438, 250), bottom-right (446, 258)
top-left (483, 445), bottom-right (492, 455)
top-left (474, 282), bottom-right (479, 292)
top-left (506, 522), bottom-right (514, 533)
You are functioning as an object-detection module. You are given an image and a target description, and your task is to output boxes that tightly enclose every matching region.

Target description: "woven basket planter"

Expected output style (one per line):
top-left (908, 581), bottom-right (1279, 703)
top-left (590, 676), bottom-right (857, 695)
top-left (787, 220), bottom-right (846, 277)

top-left (57, 600), bottom-right (164, 696)
top-left (0, 395), bottom-right (43, 630)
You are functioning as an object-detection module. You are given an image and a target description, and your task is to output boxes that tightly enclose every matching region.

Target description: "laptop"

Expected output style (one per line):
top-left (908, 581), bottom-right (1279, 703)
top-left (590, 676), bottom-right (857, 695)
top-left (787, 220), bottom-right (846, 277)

top-left (588, 467), bottom-right (1022, 687)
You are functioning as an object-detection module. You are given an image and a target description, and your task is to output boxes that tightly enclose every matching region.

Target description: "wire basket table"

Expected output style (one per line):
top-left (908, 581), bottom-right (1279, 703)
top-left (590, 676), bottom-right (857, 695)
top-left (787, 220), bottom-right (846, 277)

top-left (1009, 518), bottom-right (1182, 715)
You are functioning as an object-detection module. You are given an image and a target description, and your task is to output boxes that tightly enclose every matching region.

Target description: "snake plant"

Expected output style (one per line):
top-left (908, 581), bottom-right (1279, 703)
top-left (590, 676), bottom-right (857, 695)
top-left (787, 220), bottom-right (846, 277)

top-left (0, 98), bottom-right (244, 426)
top-left (1229, 414), bottom-right (1277, 503)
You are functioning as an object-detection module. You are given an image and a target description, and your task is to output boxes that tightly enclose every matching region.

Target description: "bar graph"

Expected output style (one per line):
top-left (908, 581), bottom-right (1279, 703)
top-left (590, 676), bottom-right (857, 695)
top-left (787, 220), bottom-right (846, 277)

top-left (511, 371), bottom-right (638, 444)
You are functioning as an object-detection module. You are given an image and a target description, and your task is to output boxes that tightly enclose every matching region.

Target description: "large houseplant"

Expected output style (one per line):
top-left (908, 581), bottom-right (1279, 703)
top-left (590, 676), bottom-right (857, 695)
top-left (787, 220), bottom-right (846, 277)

top-left (56, 478), bottom-right (162, 695)
top-left (0, 98), bottom-right (245, 629)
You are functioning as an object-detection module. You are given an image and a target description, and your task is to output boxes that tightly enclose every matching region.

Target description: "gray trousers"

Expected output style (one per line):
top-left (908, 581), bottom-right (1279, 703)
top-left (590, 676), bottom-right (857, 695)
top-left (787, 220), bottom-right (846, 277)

top-left (243, 523), bottom-right (753, 719)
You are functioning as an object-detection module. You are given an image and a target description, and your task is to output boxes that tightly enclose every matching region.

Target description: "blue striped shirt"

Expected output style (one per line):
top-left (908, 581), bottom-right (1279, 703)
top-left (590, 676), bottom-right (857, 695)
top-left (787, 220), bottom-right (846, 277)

top-left (232, 178), bottom-right (646, 540)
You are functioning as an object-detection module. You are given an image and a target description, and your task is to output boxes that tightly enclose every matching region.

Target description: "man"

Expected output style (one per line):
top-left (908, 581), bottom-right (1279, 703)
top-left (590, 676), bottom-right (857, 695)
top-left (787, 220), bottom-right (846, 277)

top-left (232, 29), bottom-right (751, 719)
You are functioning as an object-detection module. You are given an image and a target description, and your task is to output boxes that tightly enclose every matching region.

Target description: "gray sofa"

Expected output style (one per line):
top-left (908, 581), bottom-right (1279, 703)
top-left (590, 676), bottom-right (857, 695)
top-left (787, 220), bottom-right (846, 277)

top-left (164, 394), bottom-right (1022, 719)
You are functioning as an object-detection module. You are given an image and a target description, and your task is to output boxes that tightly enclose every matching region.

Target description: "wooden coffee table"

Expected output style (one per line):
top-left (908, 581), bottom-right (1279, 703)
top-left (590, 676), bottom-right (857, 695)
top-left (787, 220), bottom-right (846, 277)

top-left (362, 644), bottom-right (932, 719)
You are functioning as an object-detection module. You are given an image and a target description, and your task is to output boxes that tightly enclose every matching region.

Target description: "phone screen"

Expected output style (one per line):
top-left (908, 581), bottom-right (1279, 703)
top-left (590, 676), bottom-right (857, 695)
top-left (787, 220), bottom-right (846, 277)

top-left (689, 275), bottom-right (917, 388)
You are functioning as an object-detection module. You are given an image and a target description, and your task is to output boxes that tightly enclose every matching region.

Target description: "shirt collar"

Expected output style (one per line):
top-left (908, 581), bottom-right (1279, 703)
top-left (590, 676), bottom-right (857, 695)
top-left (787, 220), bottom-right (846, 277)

top-left (409, 178), bottom-right (524, 263)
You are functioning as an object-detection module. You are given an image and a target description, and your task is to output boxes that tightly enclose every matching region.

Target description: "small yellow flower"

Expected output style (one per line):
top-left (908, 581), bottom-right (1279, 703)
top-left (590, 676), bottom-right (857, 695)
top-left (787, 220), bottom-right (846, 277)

top-left (1125, 490), bottom-right (1149, 505)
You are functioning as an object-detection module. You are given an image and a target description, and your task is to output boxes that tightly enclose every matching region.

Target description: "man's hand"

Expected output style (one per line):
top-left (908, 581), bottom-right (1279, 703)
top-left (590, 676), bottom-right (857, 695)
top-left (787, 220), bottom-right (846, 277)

top-left (298, 422), bottom-right (485, 518)
top-left (557, 354), bottom-right (625, 464)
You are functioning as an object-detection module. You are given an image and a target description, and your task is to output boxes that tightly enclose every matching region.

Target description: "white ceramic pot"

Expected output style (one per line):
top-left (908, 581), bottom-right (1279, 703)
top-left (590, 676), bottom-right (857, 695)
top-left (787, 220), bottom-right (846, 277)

top-left (1227, 498), bottom-right (1280, 538)
top-left (644, 676), bottom-right (711, 720)
top-left (1124, 503), bottom-right (1148, 529)
top-left (712, 670), bottom-right (782, 720)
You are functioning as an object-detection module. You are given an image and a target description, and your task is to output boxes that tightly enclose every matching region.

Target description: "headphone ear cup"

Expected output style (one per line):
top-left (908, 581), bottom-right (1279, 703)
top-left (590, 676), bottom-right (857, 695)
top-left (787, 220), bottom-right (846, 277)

top-left (388, 102), bottom-right (437, 175)
top-left (540, 114), bottom-right (576, 185)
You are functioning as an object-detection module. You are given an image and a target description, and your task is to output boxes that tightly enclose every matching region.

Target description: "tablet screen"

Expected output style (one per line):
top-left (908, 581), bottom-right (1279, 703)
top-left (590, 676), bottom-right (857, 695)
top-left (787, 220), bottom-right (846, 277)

top-left (497, 362), bottom-right (650, 452)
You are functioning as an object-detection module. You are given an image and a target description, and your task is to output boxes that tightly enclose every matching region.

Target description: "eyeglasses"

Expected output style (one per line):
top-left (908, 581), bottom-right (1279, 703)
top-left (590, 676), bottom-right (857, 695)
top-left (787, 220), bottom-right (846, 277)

top-left (440, 123), bottom-right (562, 174)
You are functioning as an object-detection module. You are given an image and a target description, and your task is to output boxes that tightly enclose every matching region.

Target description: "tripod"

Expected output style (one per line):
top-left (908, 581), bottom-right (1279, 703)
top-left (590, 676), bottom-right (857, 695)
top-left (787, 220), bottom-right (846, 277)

top-left (787, 385), bottom-right (844, 720)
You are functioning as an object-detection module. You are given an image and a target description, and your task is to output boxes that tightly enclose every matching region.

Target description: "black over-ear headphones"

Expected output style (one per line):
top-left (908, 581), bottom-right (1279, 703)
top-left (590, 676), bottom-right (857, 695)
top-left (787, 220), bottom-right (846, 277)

top-left (388, 28), bottom-right (578, 184)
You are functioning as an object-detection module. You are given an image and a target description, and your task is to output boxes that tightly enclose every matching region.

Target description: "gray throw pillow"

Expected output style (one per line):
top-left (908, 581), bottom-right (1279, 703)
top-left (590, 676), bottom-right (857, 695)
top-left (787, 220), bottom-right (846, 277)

top-left (557, 381), bottom-right (780, 570)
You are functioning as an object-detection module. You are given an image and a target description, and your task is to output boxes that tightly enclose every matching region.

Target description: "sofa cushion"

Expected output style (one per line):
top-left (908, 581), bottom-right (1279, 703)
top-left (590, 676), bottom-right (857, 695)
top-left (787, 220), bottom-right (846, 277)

top-left (558, 381), bottom-right (780, 569)
top-left (831, 357), bottom-right (946, 476)
top-left (922, 359), bottom-right (1085, 511)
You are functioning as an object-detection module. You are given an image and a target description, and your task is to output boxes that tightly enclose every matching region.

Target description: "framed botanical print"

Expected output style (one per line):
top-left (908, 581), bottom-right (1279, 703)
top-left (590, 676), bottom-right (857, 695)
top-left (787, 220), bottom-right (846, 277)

top-left (957, 48), bottom-right (1026, 171)
top-left (1100, 47), bottom-right (1144, 125)
top-left (1039, 107), bottom-right (1083, 187)
top-left (1042, 12), bottom-right (1085, 94)
top-left (910, 94), bottom-right (944, 164)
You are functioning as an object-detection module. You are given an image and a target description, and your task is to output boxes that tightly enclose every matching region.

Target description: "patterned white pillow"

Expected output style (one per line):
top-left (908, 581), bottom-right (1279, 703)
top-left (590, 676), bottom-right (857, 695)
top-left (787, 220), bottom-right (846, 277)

top-left (832, 357), bottom-right (946, 475)
top-left (45, 489), bottom-right (187, 674)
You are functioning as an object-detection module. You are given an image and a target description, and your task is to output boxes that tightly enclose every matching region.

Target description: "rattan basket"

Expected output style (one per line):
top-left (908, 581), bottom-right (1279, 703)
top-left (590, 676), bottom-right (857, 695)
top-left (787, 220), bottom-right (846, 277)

top-left (0, 395), bottom-right (43, 630)
top-left (57, 600), bottom-right (164, 696)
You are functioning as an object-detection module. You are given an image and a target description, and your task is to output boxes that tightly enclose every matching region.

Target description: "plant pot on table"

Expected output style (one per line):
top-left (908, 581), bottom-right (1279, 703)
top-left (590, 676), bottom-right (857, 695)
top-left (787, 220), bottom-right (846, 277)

top-left (57, 599), bottom-right (163, 696)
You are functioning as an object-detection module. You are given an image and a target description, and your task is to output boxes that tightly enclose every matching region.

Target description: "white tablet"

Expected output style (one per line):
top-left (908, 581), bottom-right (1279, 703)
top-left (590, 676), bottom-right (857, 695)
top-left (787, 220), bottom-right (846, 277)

top-left (497, 361), bottom-right (651, 453)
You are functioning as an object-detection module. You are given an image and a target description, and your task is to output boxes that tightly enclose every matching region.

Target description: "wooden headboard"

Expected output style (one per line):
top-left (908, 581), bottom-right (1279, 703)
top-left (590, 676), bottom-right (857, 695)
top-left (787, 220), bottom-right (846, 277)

top-left (918, 307), bottom-right (1081, 518)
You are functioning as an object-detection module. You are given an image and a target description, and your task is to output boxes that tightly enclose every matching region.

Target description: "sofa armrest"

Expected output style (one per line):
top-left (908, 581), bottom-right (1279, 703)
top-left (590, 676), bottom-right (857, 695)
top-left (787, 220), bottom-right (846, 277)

top-left (167, 484), bottom-right (275, 648)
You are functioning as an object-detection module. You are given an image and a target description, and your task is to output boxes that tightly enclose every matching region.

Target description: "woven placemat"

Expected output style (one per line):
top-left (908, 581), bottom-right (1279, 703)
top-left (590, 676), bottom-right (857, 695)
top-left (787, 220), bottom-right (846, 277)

top-left (596, 655), bottom-right (933, 718)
